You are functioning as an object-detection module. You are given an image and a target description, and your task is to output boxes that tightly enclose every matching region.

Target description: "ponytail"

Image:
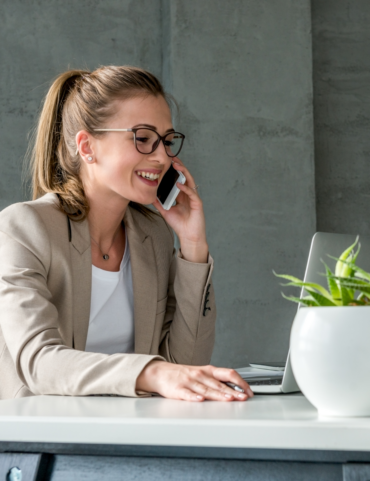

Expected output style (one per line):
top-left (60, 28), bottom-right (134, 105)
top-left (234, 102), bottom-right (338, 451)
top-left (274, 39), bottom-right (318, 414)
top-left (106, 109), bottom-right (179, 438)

top-left (30, 70), bottom-right (89, 219)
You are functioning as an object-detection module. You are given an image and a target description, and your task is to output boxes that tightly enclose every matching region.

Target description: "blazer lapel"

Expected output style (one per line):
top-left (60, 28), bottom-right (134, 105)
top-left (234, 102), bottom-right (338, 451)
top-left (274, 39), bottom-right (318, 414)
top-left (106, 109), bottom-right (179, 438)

top-left (124, 207), bottom-right (158, 354)
top-left (69, 217), bottom-right (92, 351)
top-left (67, 206), bottom-right (157, 354)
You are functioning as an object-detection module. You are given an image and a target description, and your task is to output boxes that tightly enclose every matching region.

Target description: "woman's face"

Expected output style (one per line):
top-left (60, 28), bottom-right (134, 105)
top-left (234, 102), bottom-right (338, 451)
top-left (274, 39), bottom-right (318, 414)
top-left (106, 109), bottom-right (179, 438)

top-left (80, 95), bottom-right (174, 206)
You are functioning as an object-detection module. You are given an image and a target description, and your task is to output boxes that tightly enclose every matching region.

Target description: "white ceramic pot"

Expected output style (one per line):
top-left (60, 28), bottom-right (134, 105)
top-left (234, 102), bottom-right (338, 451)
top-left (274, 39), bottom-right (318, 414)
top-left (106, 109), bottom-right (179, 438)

top-left (290, 306), bottom-right (370, 417)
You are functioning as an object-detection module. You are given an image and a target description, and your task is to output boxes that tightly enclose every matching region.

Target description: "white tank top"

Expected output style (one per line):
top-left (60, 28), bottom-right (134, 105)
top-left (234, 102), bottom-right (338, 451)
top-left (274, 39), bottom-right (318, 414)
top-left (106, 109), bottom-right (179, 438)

top-left (85, 230), bottom-right (134, 354)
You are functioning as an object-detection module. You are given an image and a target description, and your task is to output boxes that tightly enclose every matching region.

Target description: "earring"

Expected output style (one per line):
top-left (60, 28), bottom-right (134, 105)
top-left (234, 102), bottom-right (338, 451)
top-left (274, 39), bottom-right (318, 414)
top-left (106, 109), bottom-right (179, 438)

top-left (87, 156), bottom-right (93, 162)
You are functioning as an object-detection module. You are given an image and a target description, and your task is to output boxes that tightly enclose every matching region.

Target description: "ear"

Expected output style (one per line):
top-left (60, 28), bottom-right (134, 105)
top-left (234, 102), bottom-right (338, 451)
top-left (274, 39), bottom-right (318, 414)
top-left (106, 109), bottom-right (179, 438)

top-left (75, 130), bottom-right (94, 159)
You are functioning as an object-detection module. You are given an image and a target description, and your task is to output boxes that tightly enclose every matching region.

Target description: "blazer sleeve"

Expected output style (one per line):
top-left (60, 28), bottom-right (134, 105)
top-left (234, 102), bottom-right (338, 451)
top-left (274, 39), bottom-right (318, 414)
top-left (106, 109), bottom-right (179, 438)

top-left (0, 203), bottom-right (164, 397)
top-left (158, 238), bottom-right (217, 365)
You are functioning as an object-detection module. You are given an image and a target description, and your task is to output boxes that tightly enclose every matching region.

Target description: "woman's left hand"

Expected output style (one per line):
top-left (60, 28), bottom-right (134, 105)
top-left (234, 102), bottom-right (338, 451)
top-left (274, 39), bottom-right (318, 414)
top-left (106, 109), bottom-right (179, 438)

top-left (152, 157), bottom-right (209, 263)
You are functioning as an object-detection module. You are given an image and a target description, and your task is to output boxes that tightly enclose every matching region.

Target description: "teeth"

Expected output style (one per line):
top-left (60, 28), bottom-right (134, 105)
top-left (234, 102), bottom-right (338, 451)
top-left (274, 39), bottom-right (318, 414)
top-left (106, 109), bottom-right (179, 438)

top-left (137, 171), bottom-right (160, 180)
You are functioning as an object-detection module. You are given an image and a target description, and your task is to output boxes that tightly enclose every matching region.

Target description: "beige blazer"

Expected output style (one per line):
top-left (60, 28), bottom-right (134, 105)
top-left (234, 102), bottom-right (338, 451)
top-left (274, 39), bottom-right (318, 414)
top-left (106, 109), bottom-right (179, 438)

top-left (0, 193), bottom-right (216, 400)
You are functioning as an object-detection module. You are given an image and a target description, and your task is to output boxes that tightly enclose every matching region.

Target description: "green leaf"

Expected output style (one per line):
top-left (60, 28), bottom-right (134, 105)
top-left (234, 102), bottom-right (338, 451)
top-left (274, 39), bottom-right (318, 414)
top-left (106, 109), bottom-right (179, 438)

top-left (273, 272), bottom-right (304, 284)
top-left (331, 275), bottom-right (355, 304)
top-left (343, 244), bottom-right (361, 278)
top-left (357, 293), bottom-right (370, 304)
top-left (334, 236), bottom-right (359, 277)
top-left (357, 288), bottom-right (370, 299)
top-left (328, 276), bottom-right (370, 289)
top-left (355, 271), bottom-right (370, 282)
top-left (329, 259), bottom-right (366, 282)
top-left (354, 287), bottom-right (370, 298)
top-left (329, 259), bottom-right (370, 282)
top-left (275, 236), bottom-right (369, 308)
top-left (352, 243), bottom-right (361, 264)
top-left (281, 292), bottom-right (319, 307)
top-left (278, 279), bottom-right (333, 299)
top-left (281, 281), bottom-right (340, 305)
top-left (321, 260), bottom-right (341, 299)
top-left (352, 264), bottom-right (370, 282)
top-left (308, 290), bottom-right (337, 306)
top-left (339, 285), bottom-right (353, 306)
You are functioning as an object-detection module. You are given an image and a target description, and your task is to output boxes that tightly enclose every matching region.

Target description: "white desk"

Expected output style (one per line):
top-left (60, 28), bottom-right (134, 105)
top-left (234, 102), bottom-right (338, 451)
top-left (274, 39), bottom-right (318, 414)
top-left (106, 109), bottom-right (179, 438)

top-left (0, 393), bottom-right (370, 451)
top-left (0, 394), bottom-right (369, 480)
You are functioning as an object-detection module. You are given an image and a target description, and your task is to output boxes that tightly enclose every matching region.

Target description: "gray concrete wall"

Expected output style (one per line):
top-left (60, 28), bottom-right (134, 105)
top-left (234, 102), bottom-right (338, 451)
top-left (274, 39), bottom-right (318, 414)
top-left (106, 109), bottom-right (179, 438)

top-left (0, 0), bottom-right (316, 368)
top-left (164, 0), bottom-right (316, 367)
top-left (0, 0), bottom-right (162, 210)
top-left (312, 0), bottom-right (370, 236)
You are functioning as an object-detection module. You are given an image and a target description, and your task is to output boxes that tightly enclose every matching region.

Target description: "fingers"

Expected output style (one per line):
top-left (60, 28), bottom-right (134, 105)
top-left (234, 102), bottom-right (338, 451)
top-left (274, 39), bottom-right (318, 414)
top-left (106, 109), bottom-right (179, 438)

top-left (175, 182), bottom-right (202, 205)
top-left (190, 378), bottom-right (248, 402)
top-left (140, 362), bottom-right (254, 403)
top-left (180, 366), bottom-right (251, 402)
top-left (211, 367), bottom-right (254, 398)
top-left (172, 159), bottom-right (201, 205)
top-left (172, 158), bottom-right (198, 191)
top-left (195, 370), bottom-right (247, 399)
top-left (178, 388), bottom-right (205, 402)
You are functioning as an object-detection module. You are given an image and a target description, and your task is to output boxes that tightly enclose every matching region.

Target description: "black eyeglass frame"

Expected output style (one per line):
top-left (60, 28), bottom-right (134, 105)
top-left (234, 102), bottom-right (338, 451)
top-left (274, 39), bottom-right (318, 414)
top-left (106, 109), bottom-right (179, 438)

top-left (92, 127), bottom-right (185, 158)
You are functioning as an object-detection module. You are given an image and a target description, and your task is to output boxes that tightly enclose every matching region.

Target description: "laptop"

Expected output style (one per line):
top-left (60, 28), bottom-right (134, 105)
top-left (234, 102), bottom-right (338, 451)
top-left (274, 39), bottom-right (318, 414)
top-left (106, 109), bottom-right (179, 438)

top-left (236, 232), bottom-right (370, 394)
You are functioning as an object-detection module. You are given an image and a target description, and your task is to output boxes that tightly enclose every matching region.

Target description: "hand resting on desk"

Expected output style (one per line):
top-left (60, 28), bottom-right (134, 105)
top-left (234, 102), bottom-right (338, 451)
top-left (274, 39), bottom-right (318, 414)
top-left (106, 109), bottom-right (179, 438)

top-left (136, 361), bottom-right (254, 402)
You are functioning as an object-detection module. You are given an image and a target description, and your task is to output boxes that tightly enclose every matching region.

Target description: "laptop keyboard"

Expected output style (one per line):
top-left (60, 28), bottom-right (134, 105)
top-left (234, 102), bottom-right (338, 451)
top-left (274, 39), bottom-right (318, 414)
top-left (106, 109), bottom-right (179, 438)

top-left (248, 379), bottom-right (282, 386)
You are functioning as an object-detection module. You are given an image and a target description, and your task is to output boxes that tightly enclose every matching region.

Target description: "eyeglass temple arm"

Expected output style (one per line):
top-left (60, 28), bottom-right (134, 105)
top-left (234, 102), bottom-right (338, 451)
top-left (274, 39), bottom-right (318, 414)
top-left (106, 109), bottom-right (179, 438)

top-left (75, 129), bottom-right (133, 154)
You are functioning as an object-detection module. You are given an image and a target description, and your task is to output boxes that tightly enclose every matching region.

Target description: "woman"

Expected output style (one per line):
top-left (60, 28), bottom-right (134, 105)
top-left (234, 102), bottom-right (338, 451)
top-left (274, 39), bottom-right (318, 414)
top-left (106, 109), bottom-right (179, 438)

top-left (0, 66), bottom-right (253, 401)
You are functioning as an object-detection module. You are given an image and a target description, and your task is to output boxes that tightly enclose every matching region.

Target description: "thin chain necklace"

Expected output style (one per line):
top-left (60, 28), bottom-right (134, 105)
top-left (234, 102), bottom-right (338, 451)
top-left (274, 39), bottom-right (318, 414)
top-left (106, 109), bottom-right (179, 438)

top-left (90, 225), bottom-right (122, 261)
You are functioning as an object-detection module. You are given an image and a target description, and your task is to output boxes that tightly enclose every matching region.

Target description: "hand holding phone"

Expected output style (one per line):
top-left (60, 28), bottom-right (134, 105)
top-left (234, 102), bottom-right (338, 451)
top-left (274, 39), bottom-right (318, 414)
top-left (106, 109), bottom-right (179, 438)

top-left (156, 164), bottom-right (186, 210)
top-left (153, 159), bottom-right (208, 264)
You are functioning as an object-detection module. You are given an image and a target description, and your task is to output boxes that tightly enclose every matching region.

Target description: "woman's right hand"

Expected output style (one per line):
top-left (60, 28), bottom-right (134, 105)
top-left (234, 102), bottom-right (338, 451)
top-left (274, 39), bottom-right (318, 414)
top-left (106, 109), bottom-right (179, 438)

top-left (136, 361), bottom-right (254, 402)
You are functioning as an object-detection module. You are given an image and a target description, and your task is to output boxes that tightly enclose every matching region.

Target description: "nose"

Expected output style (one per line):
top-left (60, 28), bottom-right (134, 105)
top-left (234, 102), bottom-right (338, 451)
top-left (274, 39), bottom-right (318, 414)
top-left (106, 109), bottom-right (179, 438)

top-left (148, 138), bottom-right (171, 164)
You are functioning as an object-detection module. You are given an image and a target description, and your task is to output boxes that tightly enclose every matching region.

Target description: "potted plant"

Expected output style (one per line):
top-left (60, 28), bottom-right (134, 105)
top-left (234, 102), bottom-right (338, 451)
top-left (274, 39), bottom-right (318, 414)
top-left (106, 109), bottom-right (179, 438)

top-left (275, 237), bottom-right (370, 417)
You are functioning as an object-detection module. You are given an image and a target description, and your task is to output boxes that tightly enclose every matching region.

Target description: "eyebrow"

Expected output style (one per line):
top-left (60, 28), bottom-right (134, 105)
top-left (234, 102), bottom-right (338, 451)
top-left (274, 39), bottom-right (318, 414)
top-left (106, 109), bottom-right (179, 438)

top-left (132, 123), bottom-right (175, 133)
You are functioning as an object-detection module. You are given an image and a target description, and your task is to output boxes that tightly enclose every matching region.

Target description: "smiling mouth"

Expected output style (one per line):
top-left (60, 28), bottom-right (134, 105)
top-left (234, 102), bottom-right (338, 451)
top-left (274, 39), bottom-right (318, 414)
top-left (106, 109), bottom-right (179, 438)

top-left (136, 171), bottom-right (161, 180)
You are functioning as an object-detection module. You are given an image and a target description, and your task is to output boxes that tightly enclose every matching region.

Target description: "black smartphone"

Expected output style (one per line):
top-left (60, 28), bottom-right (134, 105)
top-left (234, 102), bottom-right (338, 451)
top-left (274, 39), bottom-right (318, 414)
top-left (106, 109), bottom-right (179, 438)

top-left (156, 164), bottom-right (186, 210)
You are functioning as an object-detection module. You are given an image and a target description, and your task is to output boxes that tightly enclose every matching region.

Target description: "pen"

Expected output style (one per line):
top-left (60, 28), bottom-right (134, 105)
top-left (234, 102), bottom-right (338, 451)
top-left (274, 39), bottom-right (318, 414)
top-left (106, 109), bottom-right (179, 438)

top-left (224, 382), bottom-right (244, 393)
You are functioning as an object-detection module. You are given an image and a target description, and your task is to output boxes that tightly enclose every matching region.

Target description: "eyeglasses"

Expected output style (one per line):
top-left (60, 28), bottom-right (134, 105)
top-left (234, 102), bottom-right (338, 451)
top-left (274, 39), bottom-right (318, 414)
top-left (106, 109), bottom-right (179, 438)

top-left (93, 128), bottom-right (185, 158)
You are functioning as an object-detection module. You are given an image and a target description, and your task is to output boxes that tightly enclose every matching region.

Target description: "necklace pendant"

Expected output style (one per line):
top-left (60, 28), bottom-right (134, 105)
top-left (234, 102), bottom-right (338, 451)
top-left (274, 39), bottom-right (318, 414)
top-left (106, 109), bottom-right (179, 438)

top-left (103, 254), bottom-right (109, 260)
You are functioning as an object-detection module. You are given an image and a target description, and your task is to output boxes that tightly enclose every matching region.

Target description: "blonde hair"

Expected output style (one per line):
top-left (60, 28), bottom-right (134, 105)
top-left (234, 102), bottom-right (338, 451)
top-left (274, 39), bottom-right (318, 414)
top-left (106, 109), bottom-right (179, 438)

top-left (27, 65), bottom-right (172, 221)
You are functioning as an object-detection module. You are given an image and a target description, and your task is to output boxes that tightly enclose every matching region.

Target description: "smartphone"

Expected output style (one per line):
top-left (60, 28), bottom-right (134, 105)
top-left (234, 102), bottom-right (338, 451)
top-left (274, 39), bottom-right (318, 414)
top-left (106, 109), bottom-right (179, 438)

top-left (156, 164), bottom-right (186, 210)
